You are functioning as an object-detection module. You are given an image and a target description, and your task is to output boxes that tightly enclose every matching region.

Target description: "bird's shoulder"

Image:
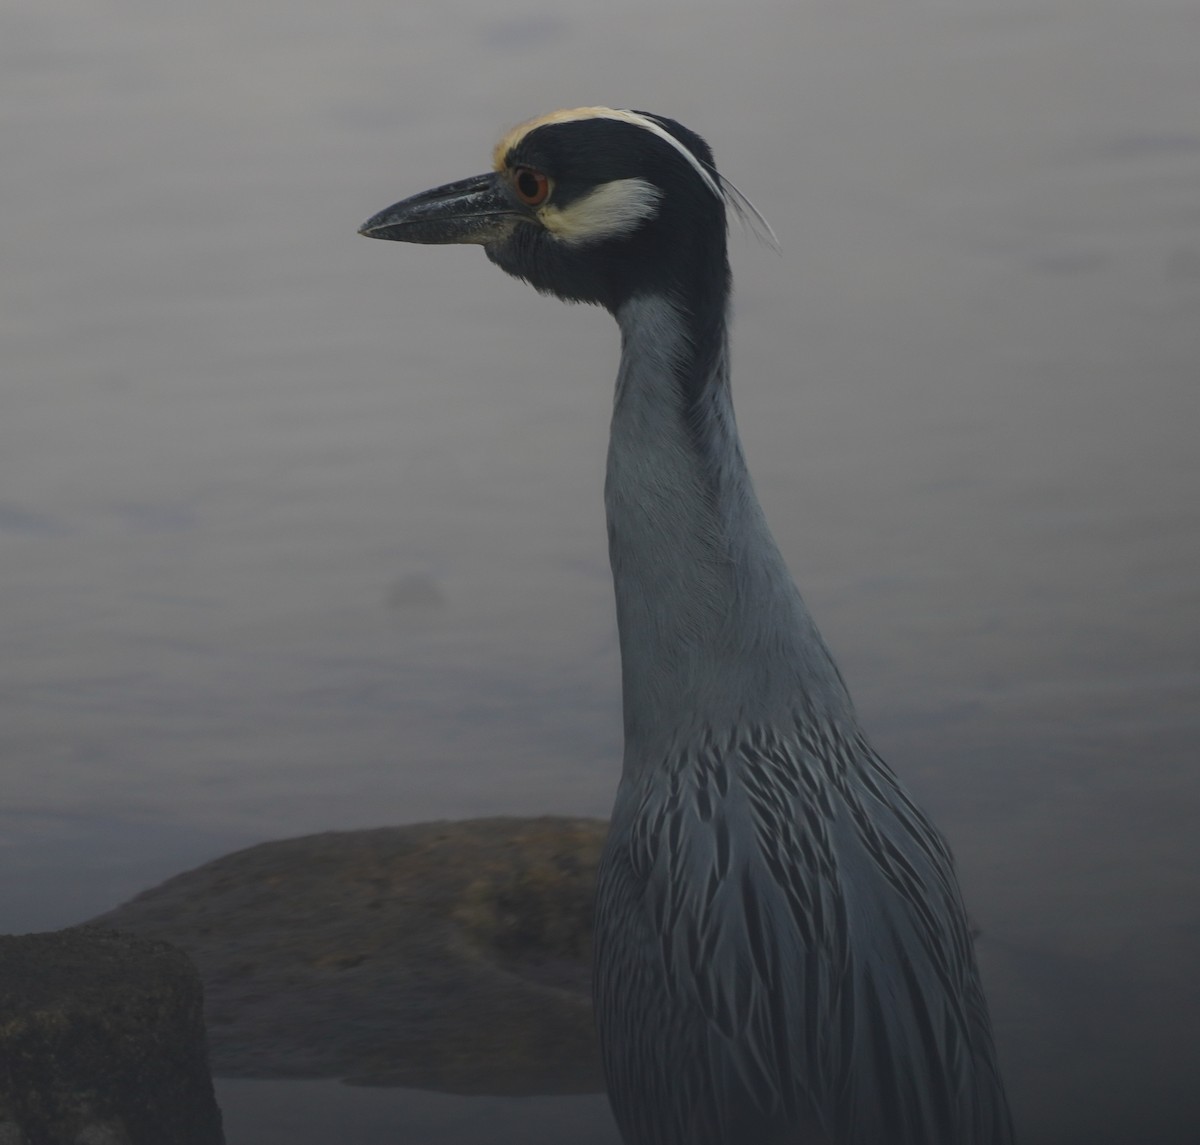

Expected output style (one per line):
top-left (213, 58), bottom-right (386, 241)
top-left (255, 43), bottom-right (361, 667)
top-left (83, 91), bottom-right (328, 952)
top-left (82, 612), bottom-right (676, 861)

top-left (597, 721), bottom-right (1011, 1141)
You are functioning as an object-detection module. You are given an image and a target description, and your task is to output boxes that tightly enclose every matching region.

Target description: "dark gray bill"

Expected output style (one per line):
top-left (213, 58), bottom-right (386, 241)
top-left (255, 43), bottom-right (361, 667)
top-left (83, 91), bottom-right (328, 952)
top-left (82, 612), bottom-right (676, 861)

top-left (358, 172), bottom-right (521, 245)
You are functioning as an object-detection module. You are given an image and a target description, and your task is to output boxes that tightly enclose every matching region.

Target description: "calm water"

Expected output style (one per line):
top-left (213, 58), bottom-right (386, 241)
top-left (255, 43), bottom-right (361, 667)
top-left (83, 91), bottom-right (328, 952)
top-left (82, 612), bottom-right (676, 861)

top-left (3, 1), bottom-right (1198, 1141)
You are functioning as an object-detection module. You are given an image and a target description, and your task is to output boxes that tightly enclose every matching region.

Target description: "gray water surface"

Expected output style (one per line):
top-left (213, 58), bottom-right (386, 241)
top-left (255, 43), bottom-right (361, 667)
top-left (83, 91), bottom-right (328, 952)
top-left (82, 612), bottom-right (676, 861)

top-left (3, 1), bottom-right (1198, 1141)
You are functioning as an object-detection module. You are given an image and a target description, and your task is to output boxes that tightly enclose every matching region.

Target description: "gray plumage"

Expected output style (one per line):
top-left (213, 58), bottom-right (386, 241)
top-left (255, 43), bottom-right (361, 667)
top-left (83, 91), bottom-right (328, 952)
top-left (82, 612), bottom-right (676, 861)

top-left (361, 106), bottom-right (1014, 1145)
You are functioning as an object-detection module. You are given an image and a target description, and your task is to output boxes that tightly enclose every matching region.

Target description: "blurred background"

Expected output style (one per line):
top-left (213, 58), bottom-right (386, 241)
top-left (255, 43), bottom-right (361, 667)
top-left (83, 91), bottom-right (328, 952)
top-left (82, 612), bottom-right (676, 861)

top-left (2, 0), bottom-right (1198, 1141)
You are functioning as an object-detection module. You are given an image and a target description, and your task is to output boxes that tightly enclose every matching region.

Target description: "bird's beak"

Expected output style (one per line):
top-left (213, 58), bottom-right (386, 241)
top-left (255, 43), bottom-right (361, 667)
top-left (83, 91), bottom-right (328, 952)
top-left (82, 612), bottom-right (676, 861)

top-left (358, 172), bottom-right (522, 246)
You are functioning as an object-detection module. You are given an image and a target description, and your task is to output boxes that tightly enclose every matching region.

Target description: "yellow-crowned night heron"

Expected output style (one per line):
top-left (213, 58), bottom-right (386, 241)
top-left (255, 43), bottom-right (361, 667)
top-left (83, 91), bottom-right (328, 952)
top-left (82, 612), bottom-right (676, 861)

top-left (360, 107), bottom-right (1014, 1145)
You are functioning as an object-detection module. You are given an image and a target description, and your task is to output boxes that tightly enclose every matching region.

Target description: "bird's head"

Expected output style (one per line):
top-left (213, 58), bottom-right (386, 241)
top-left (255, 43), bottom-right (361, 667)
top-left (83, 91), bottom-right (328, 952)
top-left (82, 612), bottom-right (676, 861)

top-left (360, 108), bottom-right (769, 314)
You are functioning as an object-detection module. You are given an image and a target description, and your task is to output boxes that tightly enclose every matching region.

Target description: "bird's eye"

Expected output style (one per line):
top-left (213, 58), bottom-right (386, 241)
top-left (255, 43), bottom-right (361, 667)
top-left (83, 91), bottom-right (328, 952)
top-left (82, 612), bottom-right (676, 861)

top-left (512, 166), bottom-right (551, 206)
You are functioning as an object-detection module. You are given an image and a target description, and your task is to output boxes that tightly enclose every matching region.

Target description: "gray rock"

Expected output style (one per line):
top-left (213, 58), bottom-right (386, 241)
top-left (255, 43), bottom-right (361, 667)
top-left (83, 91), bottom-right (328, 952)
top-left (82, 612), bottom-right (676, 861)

top-left (0, 927), bottom-right (224, 1144)
top-left (92, 817), bottom-right (607, 1096)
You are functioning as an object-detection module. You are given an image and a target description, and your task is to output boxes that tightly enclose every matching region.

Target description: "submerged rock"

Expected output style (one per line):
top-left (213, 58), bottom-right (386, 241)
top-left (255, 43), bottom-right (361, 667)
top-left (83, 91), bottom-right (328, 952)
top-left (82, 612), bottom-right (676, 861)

top-left (0, 927), bottom-right (224, 1144)
top-left (92, 817), bottom-right (607, 1096)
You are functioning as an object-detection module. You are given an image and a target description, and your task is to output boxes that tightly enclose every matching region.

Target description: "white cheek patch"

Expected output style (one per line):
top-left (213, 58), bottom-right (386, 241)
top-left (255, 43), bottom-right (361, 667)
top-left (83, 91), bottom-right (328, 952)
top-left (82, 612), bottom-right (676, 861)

top-left (538, 178), bottom-right (663, 246)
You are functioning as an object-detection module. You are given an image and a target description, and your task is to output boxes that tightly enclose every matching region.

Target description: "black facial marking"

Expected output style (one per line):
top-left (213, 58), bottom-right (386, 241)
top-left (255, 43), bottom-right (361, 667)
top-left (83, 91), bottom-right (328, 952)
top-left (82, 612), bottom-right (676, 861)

top-left (486, 114), bottom-right (732, 423)
top-left (487, 115), bottom-right (728, 316)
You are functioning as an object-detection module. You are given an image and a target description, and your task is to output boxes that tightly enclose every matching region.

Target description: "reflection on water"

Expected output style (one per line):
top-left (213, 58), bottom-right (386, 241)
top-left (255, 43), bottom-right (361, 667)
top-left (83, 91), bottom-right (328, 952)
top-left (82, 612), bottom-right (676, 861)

top-left (3, 0), bottom-right (1198, 1141)
top-left (216, 1079), bottom-right (619, 1145)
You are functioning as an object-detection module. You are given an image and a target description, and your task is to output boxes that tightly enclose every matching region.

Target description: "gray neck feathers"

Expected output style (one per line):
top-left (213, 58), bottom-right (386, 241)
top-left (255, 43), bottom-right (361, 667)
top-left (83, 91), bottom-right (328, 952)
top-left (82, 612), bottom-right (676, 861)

top-left (606, 295), bottom-right (854, 770)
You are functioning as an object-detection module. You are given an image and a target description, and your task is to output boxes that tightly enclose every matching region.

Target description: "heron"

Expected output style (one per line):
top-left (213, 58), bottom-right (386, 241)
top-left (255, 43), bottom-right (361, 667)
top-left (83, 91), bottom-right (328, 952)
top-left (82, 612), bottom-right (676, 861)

top-left (360, 107), bottom-right (1014, 1145)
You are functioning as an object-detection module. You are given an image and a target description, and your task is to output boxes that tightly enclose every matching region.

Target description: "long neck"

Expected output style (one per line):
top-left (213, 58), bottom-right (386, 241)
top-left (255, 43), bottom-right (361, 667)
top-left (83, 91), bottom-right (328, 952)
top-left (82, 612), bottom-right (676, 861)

top-left (605, 293), bottom-right (854, 769)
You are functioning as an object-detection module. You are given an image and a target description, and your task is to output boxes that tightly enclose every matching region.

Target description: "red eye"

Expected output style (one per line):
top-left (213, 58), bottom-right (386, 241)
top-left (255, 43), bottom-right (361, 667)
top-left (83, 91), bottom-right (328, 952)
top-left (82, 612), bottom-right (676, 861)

top-left (512, 166), bottom-right (551, 206)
